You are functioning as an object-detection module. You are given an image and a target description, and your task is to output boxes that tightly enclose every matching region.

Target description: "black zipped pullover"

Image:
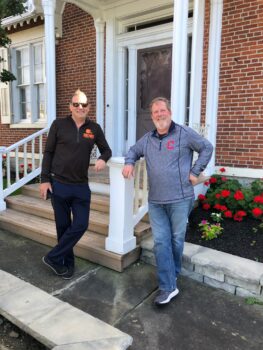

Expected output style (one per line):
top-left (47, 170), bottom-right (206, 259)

top-left (40, 116), bottom-right (112, 184)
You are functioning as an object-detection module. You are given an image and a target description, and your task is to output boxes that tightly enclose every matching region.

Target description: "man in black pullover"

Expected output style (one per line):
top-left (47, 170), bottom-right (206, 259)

top-left (40, 89), bottom-right (112, 279)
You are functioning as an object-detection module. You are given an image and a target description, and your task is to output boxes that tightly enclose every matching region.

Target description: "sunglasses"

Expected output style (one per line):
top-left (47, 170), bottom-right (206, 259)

top-left (72, 102), bottom-right (89, 108)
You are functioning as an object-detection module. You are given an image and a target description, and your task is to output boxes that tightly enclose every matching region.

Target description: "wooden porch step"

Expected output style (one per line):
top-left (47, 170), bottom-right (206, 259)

top-left (6, 195), bottom-right (109, 235)
top-left (5, 194), bottom-right (151, 241)
top-left (0, 209), bottom-right (140, 272)
top-left (22, 184), bottom-right (110, 213)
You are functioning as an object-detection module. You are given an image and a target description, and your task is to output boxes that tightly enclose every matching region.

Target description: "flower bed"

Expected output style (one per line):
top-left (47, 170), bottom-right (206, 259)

top-left (186, 170), bottom-right (263, 263)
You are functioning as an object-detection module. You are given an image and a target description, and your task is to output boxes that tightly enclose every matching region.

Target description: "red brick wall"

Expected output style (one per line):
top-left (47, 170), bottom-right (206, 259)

top-left (56, 3), bottom-right (96, 120)
top-left (216, 0), bottom-right (263, 168)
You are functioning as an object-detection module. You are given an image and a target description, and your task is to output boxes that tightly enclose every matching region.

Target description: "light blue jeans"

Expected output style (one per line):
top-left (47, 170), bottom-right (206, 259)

top-left (148, 197), bottom-right (194, 292)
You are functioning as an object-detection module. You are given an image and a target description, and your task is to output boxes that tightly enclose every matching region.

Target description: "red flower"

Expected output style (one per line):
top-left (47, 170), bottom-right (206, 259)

top-left (214, 204), bottom-right (227, 211)
top-left (236, 210), bottom-right (246, 217)
top-left (209, 177), bottom-right (217, 184)
top-left (215, 193), bottom-right (221, 199)
top-left (2, 155), bottom-right (6, 159)
top-left (219, 167), bottom-right (226, 173)
top-left (252, 208), bottom-right (263, 217)
top-left (198, 194), bottom-right (206, 201)
top-left (253, 196), bottom-right (263, 204)
top-left (202, 203), bottom-right (211, 210)
top-left (221, 177), bottom-right (227, 182)
top-left (224, 210), bottom-right (233, 218)
top-left (233, 214), bottom-right (243, 222)
top-left (221, 190), bottom-right (230, 198)
top-left (204, 181), bottom-right (210, 186)
top-left (20, 164), bottom-right (24, 168)
top-left (219, 205), bottom-right (228, 212)
top-left (233, 190), bottom-right (244, 201)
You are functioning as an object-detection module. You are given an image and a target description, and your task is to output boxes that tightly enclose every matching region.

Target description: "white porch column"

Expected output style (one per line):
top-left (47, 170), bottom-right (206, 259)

top-left (116, 46), bottom-right (126, 155)
top-left (42, 0), bottom-right (56, 127)
top-left (171, 0), bottom-right (189, 124)
top-left (106, 157), bottom-right (136, 254)
top-left (105, 18), bottom-right (117, 154)
top-left (127, 46), bottom-right (137, 150)
top-left (189, 0), bottom-right (205, 128)
top-left (95, 19), bottom-right (105, 131)
top-left (205, 0), bottom-right (224, 172)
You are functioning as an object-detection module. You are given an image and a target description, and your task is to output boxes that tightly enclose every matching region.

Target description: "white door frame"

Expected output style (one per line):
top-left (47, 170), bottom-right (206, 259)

top-left (115, 21), bottom-right (193, 154)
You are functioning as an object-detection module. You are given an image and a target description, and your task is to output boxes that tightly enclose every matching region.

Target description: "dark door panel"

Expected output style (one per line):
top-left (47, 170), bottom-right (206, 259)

top-left (136, 44), bottom-right (172, 140)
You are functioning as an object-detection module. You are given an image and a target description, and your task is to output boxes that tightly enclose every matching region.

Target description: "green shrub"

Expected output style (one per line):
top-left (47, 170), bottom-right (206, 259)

top-left (198, 169), bottom-right (263, 222)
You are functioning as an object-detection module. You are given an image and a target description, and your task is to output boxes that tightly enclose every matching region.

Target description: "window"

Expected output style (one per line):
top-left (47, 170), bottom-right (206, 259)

top-left (11, 41), bottom-right (46, 124)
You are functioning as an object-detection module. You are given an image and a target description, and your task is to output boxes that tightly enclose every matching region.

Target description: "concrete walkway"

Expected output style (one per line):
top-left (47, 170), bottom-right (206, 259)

top-left (0, 228), bottom-right (263, 350)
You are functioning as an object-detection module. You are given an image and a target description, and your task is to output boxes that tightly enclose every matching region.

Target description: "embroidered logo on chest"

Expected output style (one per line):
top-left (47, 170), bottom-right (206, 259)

top-left (166, 140), bottom-right (175, 150)
top-left (83, 128), bottom-right (94, 139)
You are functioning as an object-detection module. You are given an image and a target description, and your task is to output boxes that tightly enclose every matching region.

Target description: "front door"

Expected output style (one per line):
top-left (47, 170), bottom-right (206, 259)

top-left (136, 44), bottom-right (172, 140)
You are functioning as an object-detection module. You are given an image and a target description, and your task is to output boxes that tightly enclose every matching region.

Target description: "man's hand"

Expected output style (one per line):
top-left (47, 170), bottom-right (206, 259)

top-left (39, 182), bottom-right (52, 200)
top-left (94, 159), bottom-right (106, 172)
top-left (122, 164), bottom-right (135, 179)
top-left (189, 173), bottom-right (200, 186)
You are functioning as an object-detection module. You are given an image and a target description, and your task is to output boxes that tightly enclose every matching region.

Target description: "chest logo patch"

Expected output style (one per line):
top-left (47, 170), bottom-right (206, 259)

top-left (83, 128), bottom-right (94, 139)
top-left (166, 140), bottom-right (175, 150)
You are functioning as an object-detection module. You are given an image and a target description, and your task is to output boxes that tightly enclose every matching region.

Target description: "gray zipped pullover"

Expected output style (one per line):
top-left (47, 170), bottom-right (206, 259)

top-left (125, 121), bottom-right (213, 203)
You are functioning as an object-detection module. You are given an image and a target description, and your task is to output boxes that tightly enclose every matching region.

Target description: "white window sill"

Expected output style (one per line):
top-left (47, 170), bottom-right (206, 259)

top-left (10, 122), bottom-right (47, 129)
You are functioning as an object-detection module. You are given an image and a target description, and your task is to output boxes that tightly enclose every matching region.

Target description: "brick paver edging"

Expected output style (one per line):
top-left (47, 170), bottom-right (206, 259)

top-left (141, 238), bottom-right (263, 300)
top-left (0, 270), bottom-right (132, 350)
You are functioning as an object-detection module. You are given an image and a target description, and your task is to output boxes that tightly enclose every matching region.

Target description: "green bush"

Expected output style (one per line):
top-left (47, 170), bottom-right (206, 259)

top-left (198, 168), bottom-right (263, 221)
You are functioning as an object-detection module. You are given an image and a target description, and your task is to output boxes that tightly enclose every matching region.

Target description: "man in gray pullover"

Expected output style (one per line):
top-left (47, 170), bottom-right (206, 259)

top-left (123, 97), bottom-right (213, 306)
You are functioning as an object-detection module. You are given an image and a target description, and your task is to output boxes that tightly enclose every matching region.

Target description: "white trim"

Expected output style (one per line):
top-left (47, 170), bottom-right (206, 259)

top-left (188, 0), bottom-right (205, 127)
top-left (95, 19), bottom-right (105, 131)
top-left (171, 0), bottom-right (189, 124)
top-left (127, 46), bottom-right (137, 150)
top-left (215, 167), bottom-right (263, 179)
top-left (42, 0), bottom-right (56, 127)
top-left (115, 20), bottom-right (193, 153)
top-left (105, 17), bottom-right (117, 152)
top-left (205, 0), bottom-right (223, 165)
top-left (116, 47), bottom-right (126, 155)
top-left (10, 122), bottom-right (46, 129)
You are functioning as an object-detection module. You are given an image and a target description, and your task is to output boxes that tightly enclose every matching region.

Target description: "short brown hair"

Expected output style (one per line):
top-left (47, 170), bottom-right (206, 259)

top-left (149, 97), bottom-right (171, 112)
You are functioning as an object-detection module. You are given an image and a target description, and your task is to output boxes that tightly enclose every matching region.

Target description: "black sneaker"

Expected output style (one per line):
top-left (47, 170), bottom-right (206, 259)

top-left (154, 288), bottom-right (179, 305)
top-left (42, 256), bottom-right (68, 276)
top-left (62, 266), bottom-right (75, 280)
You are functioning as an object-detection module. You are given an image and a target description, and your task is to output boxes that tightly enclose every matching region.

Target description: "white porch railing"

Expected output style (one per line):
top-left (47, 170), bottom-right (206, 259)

top-left (106, 157), bottom-right (148, 255)
top-left (0, 127), bottom-right (49, 211)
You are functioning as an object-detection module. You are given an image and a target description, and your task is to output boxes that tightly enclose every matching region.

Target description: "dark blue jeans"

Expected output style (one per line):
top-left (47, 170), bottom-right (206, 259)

top-left (47, 180), bottom-right (91, 268)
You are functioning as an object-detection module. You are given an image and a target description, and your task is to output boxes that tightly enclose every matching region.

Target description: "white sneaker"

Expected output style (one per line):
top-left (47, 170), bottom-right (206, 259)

top-left (154, 288), bottom-right (179, 305)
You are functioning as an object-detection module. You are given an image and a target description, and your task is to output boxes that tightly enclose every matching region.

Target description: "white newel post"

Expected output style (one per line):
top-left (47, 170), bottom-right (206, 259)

top-left (106, 157), bottom-right (137, 254)
top-left (0, 147), bottom-right (7, 211)
top-left (42, 0), bottom-right (56, 127)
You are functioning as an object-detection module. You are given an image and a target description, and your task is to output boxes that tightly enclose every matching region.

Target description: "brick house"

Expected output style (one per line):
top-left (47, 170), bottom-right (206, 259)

top-left (0, 0), bottom-right (262, 262)
top-left (1, 0), bottom-right (263, 176)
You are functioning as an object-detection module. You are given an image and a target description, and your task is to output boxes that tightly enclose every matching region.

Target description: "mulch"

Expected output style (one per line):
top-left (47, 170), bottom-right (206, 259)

top-left (185, 206), bottom-right (263, 263)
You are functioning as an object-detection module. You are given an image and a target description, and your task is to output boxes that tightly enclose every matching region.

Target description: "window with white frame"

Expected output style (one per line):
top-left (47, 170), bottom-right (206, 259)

top-left (11, 41), bottom-right (46, 124)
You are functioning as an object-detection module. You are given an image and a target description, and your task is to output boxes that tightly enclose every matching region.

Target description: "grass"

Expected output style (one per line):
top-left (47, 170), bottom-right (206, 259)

top-left (3, 178), bottom-right (22, 196)
top-left (245, 297), bottom-right (263, 306)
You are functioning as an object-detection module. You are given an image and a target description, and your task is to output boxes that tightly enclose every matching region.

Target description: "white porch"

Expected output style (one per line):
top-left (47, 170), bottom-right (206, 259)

top-left (0, 0), bottom-right (224, 267)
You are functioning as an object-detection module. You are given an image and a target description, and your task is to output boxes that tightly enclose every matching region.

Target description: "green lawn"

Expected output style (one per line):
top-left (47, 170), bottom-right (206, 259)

top-left (3, 178), bottom-right (22, 196)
